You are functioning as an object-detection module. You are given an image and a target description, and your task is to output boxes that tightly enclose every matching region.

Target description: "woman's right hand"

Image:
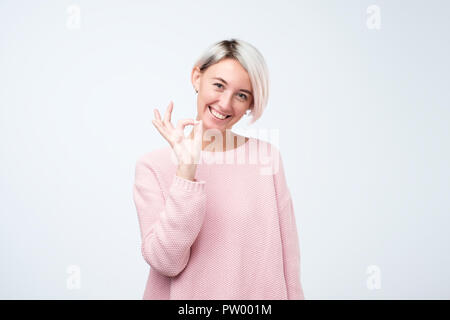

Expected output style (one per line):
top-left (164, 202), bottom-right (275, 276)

top-left (152, 101), bottom-right (203, 168)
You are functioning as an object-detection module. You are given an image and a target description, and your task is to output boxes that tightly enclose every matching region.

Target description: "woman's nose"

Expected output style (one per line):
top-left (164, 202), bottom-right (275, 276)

top-left (218, 91), bottom-right (234, 111)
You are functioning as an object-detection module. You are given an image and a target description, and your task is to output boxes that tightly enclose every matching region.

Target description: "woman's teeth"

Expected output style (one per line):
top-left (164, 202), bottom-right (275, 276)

top-left (209, 106), bottom-right (230, 120)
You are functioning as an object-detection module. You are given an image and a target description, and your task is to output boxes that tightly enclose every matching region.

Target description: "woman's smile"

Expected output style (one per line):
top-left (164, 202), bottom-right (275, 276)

top-left (207, 105), bottom-right (231, 121)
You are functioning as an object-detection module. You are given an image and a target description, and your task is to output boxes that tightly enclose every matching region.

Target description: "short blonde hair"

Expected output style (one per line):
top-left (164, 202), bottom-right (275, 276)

top-left (193, 38), bottom-right (269, 125)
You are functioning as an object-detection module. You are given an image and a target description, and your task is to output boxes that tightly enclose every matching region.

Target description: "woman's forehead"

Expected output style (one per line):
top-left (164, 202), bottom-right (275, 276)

top-left (204, 59), bottom-right (251, 89)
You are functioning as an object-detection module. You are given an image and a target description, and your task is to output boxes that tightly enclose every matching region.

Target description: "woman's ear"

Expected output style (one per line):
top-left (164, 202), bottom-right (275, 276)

top-left (249, 100), bottom-right (254, 111)
top-left (191, 66), bottom-right (201, 91)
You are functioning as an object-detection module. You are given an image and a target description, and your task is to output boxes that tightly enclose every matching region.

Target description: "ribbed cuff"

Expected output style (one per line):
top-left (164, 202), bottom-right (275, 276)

top-left (171, 174), bottom-right (206, 192)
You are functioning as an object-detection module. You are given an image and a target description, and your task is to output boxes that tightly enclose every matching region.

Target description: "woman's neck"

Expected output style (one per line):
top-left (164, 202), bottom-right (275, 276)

top-left (188, 127), bottom-right (239, 152)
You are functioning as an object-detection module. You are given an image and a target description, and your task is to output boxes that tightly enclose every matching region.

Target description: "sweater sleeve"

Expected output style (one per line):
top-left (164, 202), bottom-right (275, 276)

top-left (279, 196), bottom-right (305, 299)
top-left (273, 149), bottom-right (305, 300)
top-left (132, 158), bottom-right (207, 277)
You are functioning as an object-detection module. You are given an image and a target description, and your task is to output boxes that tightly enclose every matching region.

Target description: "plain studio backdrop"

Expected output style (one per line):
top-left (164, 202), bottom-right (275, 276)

top-left (1, 0), bottom-right (449, 299)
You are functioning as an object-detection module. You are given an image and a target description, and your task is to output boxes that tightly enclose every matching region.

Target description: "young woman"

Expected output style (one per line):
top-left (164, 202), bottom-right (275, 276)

top-left (133, 39), bottom-right (305, 300)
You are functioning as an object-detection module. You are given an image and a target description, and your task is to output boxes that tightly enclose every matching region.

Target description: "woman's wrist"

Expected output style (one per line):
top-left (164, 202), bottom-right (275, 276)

top-left (176, 164), bottom-right (197, 181)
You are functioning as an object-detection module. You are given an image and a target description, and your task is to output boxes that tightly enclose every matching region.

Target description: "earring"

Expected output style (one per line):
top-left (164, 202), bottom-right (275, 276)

top-left (195, 88), bottom-right (198, 94)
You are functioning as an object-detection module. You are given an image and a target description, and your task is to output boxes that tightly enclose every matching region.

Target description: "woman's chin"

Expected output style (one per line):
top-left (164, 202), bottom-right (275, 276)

top-left (204, 121), bottom-right (231, 132)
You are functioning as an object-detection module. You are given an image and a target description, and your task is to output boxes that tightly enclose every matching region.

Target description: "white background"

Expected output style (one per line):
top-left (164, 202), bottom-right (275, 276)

top-left (1, 0), bottom-right (449, 299)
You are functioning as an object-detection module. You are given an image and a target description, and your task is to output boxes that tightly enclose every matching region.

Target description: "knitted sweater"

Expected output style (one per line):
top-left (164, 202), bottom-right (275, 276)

top-left (132, 136), bottom-right (305, 300)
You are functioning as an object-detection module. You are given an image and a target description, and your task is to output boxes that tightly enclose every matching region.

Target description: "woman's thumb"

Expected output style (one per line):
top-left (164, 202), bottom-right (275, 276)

top-left (194, 120), bottom-right (203, 141)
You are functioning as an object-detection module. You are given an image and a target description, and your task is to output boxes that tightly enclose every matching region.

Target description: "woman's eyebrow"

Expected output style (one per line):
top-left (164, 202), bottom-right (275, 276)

top-left (212, 77), bottom-right (253, 96)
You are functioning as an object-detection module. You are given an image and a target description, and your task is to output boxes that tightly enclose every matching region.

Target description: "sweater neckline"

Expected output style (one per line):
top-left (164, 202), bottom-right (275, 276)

top-left (201, 136), bottom-right (251, 154)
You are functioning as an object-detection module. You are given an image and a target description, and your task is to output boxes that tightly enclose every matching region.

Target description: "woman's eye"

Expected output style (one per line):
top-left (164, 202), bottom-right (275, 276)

top-left (238, 93), bottom-right (248, 100)
top-left (213, 83), bottom-right (247, 101)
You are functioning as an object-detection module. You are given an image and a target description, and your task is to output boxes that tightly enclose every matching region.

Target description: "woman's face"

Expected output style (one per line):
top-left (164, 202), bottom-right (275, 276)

top-left (191, 58), bottom-right (253, 133)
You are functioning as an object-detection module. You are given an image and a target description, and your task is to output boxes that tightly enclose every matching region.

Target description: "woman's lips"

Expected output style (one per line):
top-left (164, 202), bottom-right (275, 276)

top-left (208, 106), bottom-right (231, 120)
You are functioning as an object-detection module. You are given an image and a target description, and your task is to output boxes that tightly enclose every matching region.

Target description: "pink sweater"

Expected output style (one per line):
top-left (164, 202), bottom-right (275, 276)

top-left (132, 136), bottom-right (305, 300)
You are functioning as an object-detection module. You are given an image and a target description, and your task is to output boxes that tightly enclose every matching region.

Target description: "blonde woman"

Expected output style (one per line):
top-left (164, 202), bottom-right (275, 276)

top-left (133, 39), bottom-right (305, 300)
